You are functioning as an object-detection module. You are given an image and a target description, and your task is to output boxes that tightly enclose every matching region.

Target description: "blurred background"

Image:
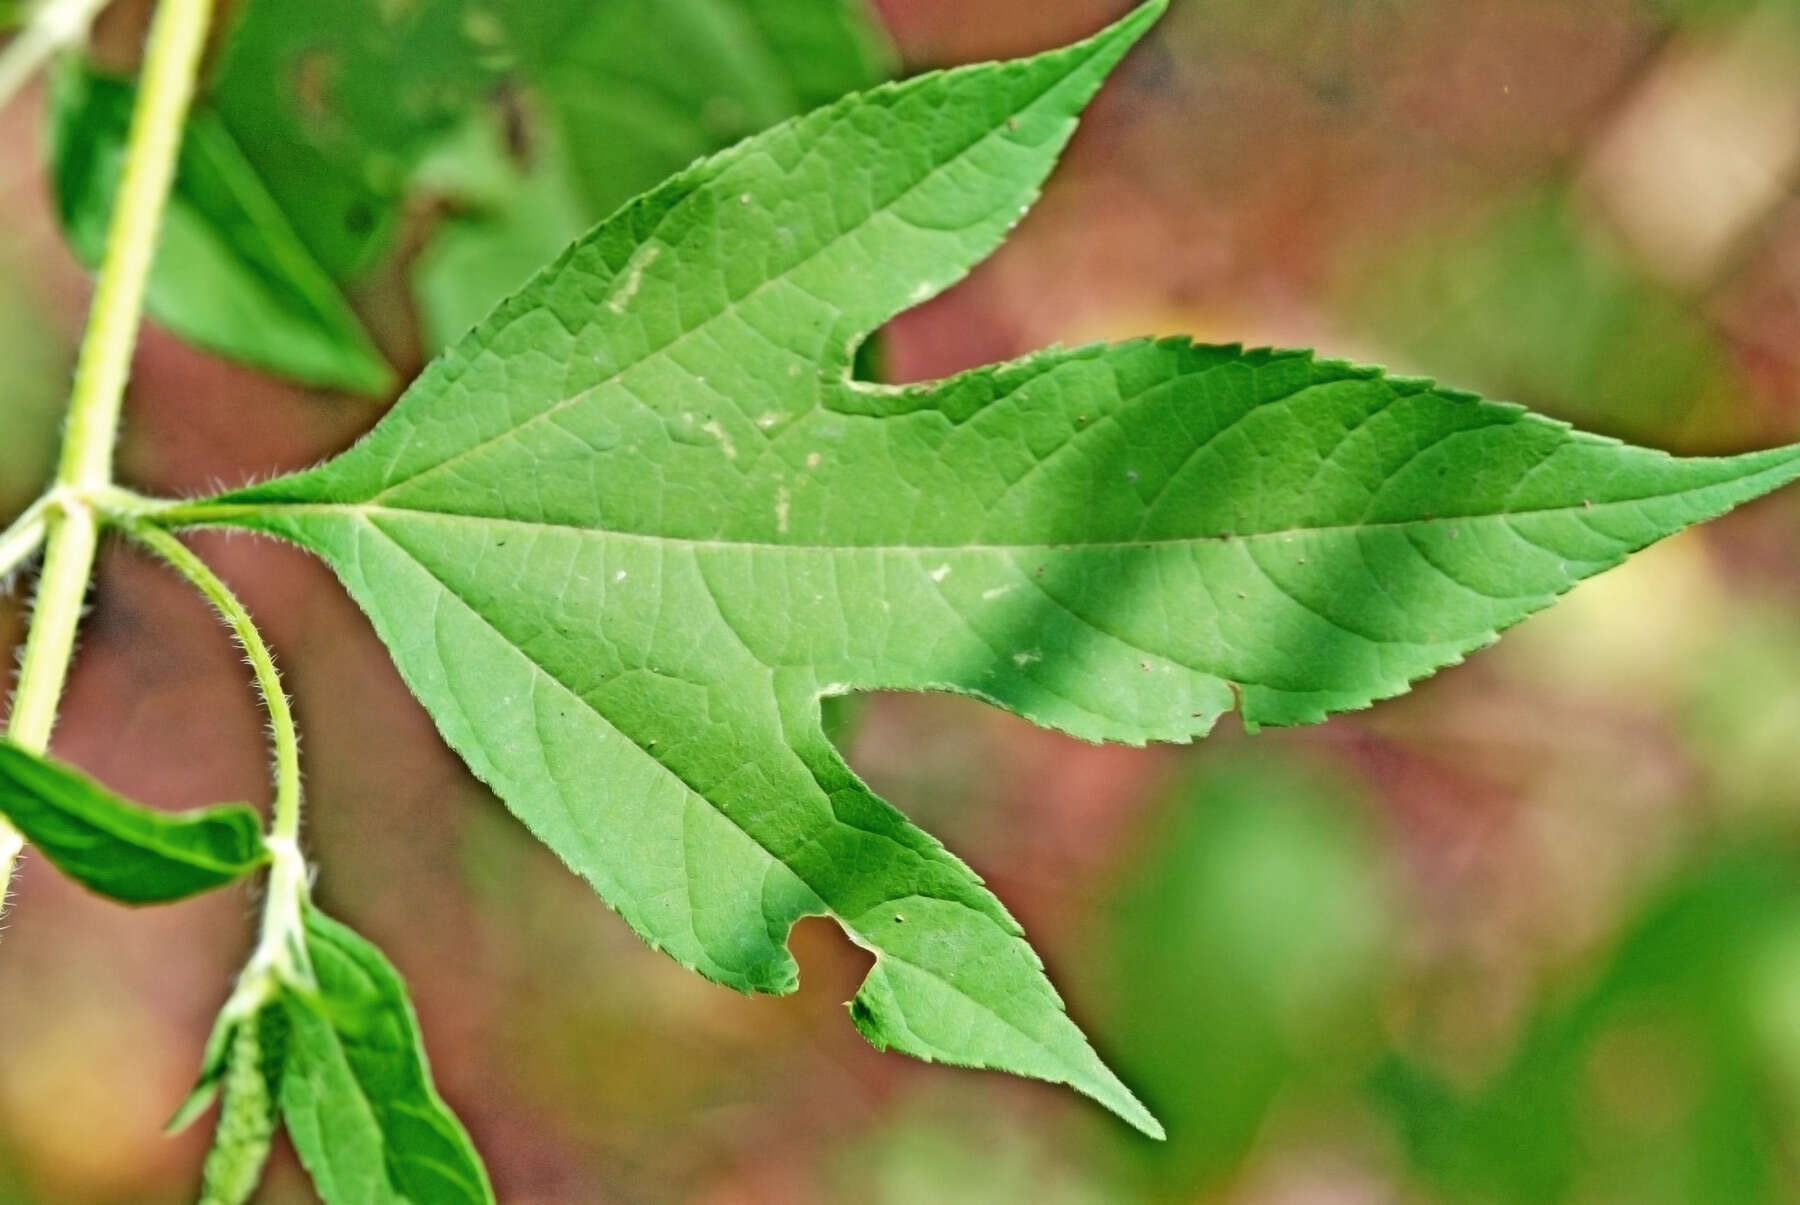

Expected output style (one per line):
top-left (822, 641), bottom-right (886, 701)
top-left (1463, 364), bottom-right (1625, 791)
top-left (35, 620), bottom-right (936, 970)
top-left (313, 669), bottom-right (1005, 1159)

top-left (4, 0), bottom-right (1800, 1200)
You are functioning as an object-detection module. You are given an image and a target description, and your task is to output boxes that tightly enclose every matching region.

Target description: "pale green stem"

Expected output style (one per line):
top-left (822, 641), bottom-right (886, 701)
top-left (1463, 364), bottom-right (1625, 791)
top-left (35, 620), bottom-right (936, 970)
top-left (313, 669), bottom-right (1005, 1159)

top-left (128, 522), bottom-right (312, 999)
top-left (3, 0), bottom-right (214, 905)
top-left (0, 0), bottom-right (110, 112)
top-left (0, 494), bottom-right (53, 583)
top-left (125, 524), bottom-right (301, 844)
top-left (56, 0), bottom-right (211, 495)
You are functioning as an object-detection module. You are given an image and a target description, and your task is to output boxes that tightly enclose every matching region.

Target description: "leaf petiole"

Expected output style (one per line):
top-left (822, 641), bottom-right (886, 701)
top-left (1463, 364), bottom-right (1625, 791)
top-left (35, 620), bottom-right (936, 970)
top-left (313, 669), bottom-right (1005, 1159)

top-left (125, 522), bottom-right (315, 1020)
top-left (123, 524), bottom-right (301, 846)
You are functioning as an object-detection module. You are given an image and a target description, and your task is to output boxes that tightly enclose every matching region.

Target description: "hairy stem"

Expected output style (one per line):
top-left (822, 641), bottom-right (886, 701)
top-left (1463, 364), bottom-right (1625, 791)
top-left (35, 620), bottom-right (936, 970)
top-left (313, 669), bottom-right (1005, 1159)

top-left (127, 523), bottom-right (313, 998)
top-left (4, 0), bottom-right (215, 903)
top-left (126, 525), bottom-right (300, 844)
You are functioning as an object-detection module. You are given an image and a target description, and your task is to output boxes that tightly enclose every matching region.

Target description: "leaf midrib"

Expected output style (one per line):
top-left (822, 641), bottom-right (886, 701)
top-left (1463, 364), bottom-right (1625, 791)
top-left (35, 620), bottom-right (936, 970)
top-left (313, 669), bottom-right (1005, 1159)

top-left (179, 480), bottom-right (1776, 554)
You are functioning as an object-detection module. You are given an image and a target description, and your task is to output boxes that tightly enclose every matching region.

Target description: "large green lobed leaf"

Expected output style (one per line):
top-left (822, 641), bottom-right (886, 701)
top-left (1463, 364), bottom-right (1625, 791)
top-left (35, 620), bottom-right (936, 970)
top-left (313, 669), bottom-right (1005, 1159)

top-left (163, 0), bottom-right (1800, 1132)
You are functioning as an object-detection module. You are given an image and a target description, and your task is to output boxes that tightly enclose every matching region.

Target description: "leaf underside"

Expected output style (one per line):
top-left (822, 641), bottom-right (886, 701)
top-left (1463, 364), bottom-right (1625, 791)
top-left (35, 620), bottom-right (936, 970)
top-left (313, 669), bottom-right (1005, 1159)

top-left (176, 0), bottom-right (1800, 1135)
top-left (0, 741), bottom-right (267, 904)
top-left (280, 902), bottom-right (493, 1205)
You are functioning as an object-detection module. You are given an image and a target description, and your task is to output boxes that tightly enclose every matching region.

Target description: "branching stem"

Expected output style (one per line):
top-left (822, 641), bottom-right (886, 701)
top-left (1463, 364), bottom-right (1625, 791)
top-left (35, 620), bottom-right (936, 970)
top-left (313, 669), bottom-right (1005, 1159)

top-left (3, 0), bottom-right (215, 905)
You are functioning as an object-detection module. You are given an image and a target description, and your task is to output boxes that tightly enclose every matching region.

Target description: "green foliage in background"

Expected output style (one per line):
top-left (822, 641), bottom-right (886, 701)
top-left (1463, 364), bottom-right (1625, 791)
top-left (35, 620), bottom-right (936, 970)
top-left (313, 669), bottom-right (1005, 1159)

top-left (49, 62), bottom-right (394, 393)
top-left (1343, 193), bottom-right (1729, 446)
top-left (1103, 756), bottom-right (1390, 1194)
top-left (45, 0), bottom-right (893, 388)
top-left (1378, 850), bottom-right (1800, 1204)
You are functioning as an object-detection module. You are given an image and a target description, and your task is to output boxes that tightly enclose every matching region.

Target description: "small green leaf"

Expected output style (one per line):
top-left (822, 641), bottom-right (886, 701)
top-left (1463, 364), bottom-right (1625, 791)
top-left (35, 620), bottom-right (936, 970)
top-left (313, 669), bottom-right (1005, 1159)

top-left (279, 901), bottom-right (493, 1205)
top-left (167, 1005), bottom-right (238, 1135)
top-left (0, 741), bottom-right (267, 904)
top-left (48, 63), bottom-right (393, 395)
top-left (197, 1003), bottom-right (287, 1205)
top-left (174, 0), bottom-right (1800, 1136)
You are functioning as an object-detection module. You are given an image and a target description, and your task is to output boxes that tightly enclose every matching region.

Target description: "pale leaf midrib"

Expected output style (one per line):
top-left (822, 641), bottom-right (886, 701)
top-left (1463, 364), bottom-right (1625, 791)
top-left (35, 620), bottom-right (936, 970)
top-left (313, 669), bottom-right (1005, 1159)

top-left (176, 474), bottom-right (1791, 555)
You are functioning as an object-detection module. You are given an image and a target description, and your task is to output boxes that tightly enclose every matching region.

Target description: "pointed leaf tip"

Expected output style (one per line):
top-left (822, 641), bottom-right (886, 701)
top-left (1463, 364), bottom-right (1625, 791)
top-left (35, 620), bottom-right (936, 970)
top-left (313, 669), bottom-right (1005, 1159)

top-left (1066, 0), bottom-right (1165, 84)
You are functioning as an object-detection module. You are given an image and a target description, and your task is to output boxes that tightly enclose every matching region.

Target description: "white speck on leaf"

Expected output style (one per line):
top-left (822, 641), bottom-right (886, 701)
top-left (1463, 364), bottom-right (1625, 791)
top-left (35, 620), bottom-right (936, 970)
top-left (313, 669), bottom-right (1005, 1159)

top-left (930, 564), bottom-right (952, 582)
top-left (776, 487), bottom-right (791, 534)
top-left (806, 452), bottom-right (822, 469)
top-left (607, 244), bottom-right (660, 314)
top-left (982, 585), bottom-right (1014, 601)
top-left (1013, 650), bottom-right (1042, 667)
top-left (701, 420), bottom-right (737, 460)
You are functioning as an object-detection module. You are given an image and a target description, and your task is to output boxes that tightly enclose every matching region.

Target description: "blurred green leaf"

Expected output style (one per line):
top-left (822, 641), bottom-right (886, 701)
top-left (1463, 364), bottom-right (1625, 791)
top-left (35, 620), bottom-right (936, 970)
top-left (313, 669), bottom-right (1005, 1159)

top-left (1377, 850), bottom-right (1800, 1203)
top-left (1340, 193), bottom-right (1730, 445)
top-left (47, 63), bottom-right (394, 395)
top-left (0, 740), bottom-right (268, 904)
top-left (193, 0), bottom-right (894, 356)
top-left (0, 267), bottom-right (66, 514)
top-left (834, 1105), bottom-right (1111, 1205)
top-left (1659, 0), bottom-right (1800, 33)
top-left (280, 901), bottom-right (493, 1205)
top-left (49, 0), bottom-right (893, 380)
top-left (1101, 753), bottom-right (1391, 1194)
top-left (410, 121), bottom-right (589, 352)
top-left (205, 0), bottom-right (489, 281)
top-left (413, 0), bottom-right (894, 349)
top-left (495, 0), bottom-right (893, 212)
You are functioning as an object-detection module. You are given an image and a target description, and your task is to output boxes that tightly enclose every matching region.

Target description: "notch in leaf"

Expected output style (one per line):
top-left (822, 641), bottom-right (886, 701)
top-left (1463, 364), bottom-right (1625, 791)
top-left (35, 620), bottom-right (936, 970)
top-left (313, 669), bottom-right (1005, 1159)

top-left (0, 741), bottom-right (268, 904)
